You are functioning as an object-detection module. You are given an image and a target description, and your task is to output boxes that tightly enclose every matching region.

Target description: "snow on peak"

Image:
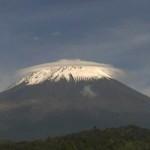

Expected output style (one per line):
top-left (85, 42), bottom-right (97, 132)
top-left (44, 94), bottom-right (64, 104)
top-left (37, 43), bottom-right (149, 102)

top-left (17, 59), bottom-right (123, 85)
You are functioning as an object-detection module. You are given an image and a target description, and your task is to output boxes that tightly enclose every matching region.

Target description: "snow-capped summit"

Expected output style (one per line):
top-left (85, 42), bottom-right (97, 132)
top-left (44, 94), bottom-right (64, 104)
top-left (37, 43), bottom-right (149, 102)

top-left (17, 59), bottom-right (123, 85)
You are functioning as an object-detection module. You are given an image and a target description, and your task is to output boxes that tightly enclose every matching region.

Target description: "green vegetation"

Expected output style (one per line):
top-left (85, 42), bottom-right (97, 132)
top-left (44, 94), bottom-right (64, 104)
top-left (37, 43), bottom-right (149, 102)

top-left (0, 125), bottom-right (150, 150)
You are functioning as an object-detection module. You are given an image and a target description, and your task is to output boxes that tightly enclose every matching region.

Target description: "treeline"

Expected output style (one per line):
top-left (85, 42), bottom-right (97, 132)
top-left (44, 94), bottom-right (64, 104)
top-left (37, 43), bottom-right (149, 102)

top-left (0, 125), bottom-right (150, 150)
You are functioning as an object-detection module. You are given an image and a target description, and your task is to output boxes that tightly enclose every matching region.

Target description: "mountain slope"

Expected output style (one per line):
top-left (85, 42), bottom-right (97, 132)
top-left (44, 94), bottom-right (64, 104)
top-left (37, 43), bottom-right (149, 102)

top-left (0, 59), bottom-right (150, 140)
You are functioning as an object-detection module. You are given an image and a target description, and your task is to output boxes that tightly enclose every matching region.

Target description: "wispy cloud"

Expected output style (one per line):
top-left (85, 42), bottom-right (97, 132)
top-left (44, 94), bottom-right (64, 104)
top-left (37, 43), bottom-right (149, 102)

top-left (81, 85), bottom-right (96, 98)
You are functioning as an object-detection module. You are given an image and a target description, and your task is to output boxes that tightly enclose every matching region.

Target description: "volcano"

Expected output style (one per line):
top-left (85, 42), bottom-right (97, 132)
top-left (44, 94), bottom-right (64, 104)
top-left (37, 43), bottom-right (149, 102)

top-left (0, 59), bottom-right (150, 140)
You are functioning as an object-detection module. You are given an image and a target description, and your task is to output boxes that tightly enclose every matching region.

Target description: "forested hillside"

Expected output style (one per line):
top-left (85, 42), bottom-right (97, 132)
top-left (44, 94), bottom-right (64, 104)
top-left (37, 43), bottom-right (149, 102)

top-left (0, 125), bottom-right (150, 150)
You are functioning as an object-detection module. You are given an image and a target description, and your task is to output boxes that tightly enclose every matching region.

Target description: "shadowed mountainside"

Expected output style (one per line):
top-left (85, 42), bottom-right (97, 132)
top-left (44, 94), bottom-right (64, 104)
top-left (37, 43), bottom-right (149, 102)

top-left (0, 79), bottom-right (150, 139)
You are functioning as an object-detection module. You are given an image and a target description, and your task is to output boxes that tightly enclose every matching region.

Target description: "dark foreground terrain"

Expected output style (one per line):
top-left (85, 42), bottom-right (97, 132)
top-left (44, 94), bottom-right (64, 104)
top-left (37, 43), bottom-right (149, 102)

top-left (0, 125), bottom-right (150, 150)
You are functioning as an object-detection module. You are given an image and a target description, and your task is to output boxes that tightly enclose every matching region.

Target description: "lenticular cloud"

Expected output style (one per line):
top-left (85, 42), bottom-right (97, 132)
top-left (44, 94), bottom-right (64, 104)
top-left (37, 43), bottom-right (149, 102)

top-left (16, 59), bottom-right (125, 86)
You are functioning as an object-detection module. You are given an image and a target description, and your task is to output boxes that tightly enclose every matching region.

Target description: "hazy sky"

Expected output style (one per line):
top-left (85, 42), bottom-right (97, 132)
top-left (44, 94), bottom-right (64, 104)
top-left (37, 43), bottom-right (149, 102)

top-left (0, 0), bottom-right (150, 96)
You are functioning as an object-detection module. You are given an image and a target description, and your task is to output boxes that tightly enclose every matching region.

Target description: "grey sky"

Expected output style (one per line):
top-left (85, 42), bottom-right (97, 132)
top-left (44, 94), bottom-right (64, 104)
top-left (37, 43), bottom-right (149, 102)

top-left (0, 0), bottom-right (150, 96)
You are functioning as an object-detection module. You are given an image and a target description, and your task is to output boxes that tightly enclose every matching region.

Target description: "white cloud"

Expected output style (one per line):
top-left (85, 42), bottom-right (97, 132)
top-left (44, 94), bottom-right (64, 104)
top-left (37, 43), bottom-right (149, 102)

top-left (142, 87), bottom-right (150, 97)
top-left (18, 59), bottom-right (125, 81)
top-left (81, 85), bottom-right (96, 98)
top-left (33, 36), bottom-right (40, 41)
top-left (51, 32), bottom-right (61, 37)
